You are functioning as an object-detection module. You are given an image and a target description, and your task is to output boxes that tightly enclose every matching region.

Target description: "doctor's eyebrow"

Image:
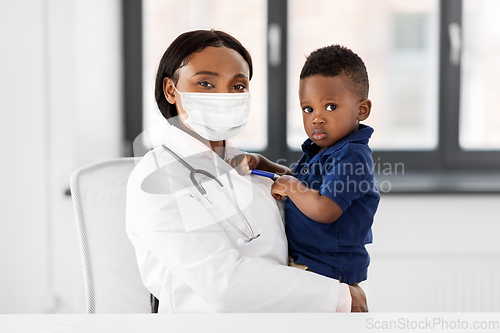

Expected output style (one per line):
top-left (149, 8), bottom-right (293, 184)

top-left (191, 71), bottom-right (218, 78)
top-left (233, 73), bottom-right (249, 80)
top-left (191, 71), bottom-right (249, 80)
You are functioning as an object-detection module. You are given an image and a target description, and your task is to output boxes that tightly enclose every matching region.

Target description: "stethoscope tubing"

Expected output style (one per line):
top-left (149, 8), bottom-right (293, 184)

top-left (162, 144), bottom-right (260, 243)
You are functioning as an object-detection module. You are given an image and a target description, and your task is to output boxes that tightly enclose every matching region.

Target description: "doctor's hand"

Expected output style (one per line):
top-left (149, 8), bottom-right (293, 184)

top-left (349, 284), bottom-right (368, 312)
top-left (228, 153), bottom-right (260, 175)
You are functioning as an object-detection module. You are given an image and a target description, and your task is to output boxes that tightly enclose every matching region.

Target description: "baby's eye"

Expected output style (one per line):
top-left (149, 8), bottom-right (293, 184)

top-left (198, 81), bottom-right (214, 88)
top-left (326, 104), bottom-right (338, 111)
top-left (302, 106), bottom-right (313, 114)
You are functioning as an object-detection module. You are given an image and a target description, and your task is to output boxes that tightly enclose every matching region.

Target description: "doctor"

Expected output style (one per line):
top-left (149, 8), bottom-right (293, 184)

top-left (126, 30), bottom-right (360, 313)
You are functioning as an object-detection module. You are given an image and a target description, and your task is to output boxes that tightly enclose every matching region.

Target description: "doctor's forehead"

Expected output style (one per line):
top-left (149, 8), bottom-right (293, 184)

top-left (179, 46), bottom-right (250, 78)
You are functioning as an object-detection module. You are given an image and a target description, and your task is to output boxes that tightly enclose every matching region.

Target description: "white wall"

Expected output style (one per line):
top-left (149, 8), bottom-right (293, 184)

top-left (0, 0), bottom-right (122, 313)
top-left (0, 0), bottom-right (47, 314)
top-left (365, 194), bottom-right (500, 312)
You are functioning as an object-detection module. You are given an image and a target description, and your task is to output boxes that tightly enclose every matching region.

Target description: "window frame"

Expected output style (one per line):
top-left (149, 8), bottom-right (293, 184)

top-left (124, 0), bottom-right (500, 184)
top-left (122, 0), bottom-right (143, 157)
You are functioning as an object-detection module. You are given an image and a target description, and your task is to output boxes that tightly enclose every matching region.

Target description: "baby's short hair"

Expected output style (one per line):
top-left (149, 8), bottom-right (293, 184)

top-left (300, 45), bottom-right (369, 100)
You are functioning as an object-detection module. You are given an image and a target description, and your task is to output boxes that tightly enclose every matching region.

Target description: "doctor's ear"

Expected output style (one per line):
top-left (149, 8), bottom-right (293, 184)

top-left (163, 77), bottom-right (177, 104)
top-left (357, 99), bottom-right (372, 121)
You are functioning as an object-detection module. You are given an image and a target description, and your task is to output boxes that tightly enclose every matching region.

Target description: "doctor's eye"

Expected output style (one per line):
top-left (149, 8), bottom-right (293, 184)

top-left (198, 81), bottom-right (214, 88)
top-left (302, 106), bottom-right (313, 114)
top-left (326, 104), bottom-right (338, 111)
top-left (233, 84), bottom-right (246, 91)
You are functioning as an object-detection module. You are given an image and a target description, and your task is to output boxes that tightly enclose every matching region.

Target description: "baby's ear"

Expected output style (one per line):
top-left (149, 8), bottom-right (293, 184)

top-left (163, 77), bottom-right (177, 104)
top-left (358, 99), bottom-right (372, 121)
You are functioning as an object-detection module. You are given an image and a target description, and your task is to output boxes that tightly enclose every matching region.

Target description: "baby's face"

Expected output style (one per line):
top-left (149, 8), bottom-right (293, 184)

top-left (299, 74), bottom-right (365, 152)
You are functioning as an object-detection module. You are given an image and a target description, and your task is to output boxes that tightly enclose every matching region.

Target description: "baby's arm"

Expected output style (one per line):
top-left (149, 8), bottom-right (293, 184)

top-left (230, 153), bottom-right (292, 176)
top-left (271, 175), bottom-right (343, 224)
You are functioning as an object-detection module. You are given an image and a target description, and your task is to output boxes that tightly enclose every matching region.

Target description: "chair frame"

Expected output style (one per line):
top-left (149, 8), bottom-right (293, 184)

top-left (70, 158), bottom-right (139, 314)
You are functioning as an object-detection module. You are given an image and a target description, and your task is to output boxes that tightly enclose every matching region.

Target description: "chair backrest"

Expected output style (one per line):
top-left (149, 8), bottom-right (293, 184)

top-left (70, 158), bottom-right (150, 313)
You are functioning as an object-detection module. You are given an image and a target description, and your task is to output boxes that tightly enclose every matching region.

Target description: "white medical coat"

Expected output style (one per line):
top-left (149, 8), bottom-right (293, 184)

top-left (126, 123), bottom-right (347, 313)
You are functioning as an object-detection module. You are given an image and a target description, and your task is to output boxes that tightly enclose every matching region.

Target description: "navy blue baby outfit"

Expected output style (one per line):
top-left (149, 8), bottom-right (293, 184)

top-left (285, 124), bottom-right (380, 284)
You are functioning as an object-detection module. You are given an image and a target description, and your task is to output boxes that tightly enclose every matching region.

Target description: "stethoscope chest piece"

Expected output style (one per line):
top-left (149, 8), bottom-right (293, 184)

top-left (237, 229), bottom-right (264, 245)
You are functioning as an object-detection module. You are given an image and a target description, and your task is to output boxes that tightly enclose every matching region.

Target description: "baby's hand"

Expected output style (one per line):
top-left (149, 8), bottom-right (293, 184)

top-left (228, 153), bottom-right (260, 175)
top-left (271, 176), bottom-right (291, 200)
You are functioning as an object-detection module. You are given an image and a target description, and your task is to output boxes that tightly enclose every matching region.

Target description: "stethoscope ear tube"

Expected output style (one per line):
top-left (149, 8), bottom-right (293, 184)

top-left (163, 144), bottom-right (223, 196)
top-left (191, 169), bottom-right (223, 195)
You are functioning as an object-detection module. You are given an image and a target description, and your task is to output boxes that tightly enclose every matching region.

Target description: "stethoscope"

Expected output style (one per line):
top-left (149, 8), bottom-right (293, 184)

top-left (162, 144), bottom-right (274, 244)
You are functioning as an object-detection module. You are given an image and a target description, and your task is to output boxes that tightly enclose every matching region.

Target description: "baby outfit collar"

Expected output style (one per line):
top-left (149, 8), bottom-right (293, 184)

top-left (301, 124), bottom-right (374, 160)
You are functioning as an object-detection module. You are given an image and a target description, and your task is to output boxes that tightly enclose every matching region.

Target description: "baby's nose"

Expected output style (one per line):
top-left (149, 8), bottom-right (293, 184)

top-left (312, 116), bottom-right (325, 124)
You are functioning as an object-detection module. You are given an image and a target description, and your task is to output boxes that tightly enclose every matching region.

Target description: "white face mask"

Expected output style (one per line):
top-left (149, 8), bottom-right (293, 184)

top-left (175, 87), bottom-right (251, 141)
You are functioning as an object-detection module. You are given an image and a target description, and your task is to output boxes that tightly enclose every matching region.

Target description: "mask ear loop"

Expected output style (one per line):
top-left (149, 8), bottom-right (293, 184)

top-left (172, 85), bottom-right (189, 123)
top-left (173, 85), bottom-right (181, 96)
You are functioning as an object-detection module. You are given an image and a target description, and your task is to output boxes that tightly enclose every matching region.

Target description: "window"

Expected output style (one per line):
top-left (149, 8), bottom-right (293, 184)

top-left (126, 0), bottom-right (500, 191)
top-left (287, 0), bottom-right (440, 151)
top-left (277, 0), bottom-right (500, 173)
top-left (460, 0), bottom-right (500, 150)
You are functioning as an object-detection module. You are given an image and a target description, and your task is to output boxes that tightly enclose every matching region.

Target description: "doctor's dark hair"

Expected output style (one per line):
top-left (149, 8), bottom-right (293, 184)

top-left (300, 45), bottom-right (369, 100)
top-left (155, 29), bottom-right (253, 121)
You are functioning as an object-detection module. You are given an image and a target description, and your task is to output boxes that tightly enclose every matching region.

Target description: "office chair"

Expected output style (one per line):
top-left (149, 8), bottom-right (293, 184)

top-left (70, 158), bottom-right (151, 313)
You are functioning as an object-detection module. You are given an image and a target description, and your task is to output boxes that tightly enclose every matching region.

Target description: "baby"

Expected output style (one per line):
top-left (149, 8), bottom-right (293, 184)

top-left (234, 45), bottom-right (379, 311)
